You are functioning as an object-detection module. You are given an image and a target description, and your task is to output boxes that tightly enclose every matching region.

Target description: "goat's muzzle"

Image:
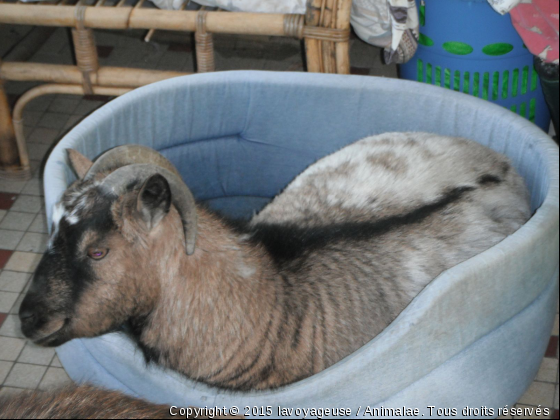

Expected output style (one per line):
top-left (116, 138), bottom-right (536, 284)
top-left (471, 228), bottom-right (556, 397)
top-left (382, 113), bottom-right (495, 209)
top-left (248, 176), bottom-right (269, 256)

top-left (19, 290), bottom-right (69, 347)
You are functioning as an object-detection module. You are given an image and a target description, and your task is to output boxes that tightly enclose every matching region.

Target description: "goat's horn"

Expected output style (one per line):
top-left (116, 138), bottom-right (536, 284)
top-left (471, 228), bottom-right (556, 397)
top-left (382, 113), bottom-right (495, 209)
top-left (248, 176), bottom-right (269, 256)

top-left (100, 164), bottom-right (197, 255)
top-left (85, 145), bottom-right (181, 180)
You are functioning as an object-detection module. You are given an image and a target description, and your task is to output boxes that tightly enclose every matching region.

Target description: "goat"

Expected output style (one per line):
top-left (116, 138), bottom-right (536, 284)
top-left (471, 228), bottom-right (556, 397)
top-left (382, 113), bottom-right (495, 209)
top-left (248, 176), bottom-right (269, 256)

top-left (0, 384), bottom-right (238, 419)
top-left (19, 132), bottom-right (531, 391)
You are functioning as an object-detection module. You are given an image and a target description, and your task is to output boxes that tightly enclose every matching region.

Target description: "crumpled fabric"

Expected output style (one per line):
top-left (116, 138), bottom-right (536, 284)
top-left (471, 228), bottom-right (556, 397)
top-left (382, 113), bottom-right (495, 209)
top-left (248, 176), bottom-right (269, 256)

top-left (149, 0), bottom-right (419, 64)
top-left (352, 0), bottom-right (419, 64)
top-left (385, 0), bottom-right (419, 64)
top-left (510, 0), bottom-right (559, 64)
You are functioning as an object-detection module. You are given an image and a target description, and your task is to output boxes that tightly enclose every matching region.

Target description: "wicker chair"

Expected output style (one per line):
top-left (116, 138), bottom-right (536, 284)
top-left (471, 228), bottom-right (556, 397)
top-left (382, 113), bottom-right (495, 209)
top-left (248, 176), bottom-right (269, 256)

top-left (0, 0), bottom-right (352, 180)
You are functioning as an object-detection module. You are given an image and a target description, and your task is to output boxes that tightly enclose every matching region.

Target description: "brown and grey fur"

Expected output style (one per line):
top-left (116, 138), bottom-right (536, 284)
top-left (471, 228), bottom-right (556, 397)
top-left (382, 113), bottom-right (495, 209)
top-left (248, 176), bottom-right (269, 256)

top-left (0, 384), bottom-right (238, 419)
top-left (0, 385), bottom-right (172, 419)
top-left (20, 132), bottom-right (531, 391)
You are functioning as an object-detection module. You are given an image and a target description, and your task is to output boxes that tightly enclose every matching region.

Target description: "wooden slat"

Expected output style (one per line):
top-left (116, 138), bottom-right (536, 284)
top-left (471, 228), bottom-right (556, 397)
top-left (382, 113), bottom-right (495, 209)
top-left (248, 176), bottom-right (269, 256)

top-left (0, 4), bottom-right (287, 35)
top-left (321, 0), bottom-right (336, 74)
top-left (334, 0), bottom-right (351, 74)
top-left (305, 0), bottom-right (323, 73)
top-left (0, 62), bottom-right (188, 86)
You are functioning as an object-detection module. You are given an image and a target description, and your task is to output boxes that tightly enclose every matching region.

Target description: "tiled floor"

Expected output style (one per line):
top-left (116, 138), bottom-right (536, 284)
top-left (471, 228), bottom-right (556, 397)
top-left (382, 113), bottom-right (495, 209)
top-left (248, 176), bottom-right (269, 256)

top-left (0, 183), bottom-right (71, 397)
top-left (0, 24), bottom-right (558, 418)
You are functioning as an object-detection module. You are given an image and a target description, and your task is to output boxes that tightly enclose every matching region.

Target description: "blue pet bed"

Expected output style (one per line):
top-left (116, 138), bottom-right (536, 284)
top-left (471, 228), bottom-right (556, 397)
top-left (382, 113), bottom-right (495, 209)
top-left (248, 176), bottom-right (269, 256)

top-left (44, 71), bottom-right (559, 419)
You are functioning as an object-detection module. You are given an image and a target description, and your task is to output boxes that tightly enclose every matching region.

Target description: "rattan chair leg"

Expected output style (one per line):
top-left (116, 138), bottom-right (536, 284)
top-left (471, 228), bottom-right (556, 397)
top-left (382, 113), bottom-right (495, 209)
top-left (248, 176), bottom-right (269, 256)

top-left (334, 0), bottom-right (351, 74)
top-left (10, 84), bottom-right (132, 180)
top-left (0, 80), bottom-right (28, 179)
top-left (72, 5), bottom-right (100, 94)
top-left (320, 0), bottom-right (337, 74)
top-left (305, 0), bottom-right (324, 73)
top-left (195, 10), bottom-right (215, 73)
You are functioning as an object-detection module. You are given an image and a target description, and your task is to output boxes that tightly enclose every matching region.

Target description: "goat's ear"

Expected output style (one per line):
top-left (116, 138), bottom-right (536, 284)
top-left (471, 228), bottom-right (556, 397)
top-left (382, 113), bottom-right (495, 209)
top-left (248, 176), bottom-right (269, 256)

top-left (136, 174), bottom-right (172, 231)
top-left (67, 149), bottom-right (93, 180)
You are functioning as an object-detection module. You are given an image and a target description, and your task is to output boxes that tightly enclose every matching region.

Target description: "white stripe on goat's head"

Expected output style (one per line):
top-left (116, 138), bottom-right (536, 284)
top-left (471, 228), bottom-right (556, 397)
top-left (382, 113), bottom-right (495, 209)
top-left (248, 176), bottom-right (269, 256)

top-left (49, 180), bottom-right (101, 249)
top-left (20, 146), bottom-right (198, 347)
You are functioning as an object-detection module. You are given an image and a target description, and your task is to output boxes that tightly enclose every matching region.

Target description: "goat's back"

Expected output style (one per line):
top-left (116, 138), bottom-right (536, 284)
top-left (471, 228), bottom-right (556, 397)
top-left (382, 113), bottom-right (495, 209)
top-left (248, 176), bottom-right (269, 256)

top-left (238, 132), bottom-right (531, 383)
top-left (253, 132), bottom-right (529, 229)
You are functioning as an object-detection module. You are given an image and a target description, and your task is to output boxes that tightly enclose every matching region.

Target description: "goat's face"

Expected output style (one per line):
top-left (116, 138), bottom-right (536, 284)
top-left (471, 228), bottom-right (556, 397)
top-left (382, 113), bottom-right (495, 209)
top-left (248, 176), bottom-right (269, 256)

top-left (19, 154), bottom-right (178, 347)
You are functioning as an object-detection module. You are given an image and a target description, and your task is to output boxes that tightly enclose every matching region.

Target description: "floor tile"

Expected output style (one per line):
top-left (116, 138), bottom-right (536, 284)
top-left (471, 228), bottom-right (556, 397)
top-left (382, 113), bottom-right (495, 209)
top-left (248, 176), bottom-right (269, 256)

top-left (0, 314), bottom-right (25, 339)
top-left (16, 233), bottom-right (48, 254)
top-left (0, 291), bottom-right (19, 313)
top-left (537, 358), bottom-right (559, 383)
top-left (30, 160), bottom-right (43, 180)
top-left (555, 386), bottom-right (559, 409)
top-left (28, 213), bottom-right (48, 234)
top-left (0, 337), bottom-right (25, 361)
top-left (18, 343), bottom-right (55, 366)
top-left (0, 230), bottom-right (25, 250)
top-left (48, 97), bottom-right (81, 115)
top-left (4, 81), bottom-right (40, 96)
top-left (156, 51), bottom-right (188, 71)
top-left (50, 355), bottom-right (63, 368)
top-left (24, 95), bottom-right (54, 113)
top-left (9, 294), bottom-right (25, 315)
top-left (74, 98), bottom-right (107, 116)
top-left (27, 127), bottom-right (61, 145)
top-left (23, 278), bottom-right (32, 294)
top-left (0, 387), bottom-right (26, 397)
top-left (518, 381), bottom-right (556, 408)
top-left (36, 112), bottom-right (70, 130)
top-left (0, 212), bottom-right (36, 231)
top-left (0, 250), bottom-right (13, 269)
top-left (21, 180), bottom-right (44, 197)
top-left (10, 195), bottom-right (43, 214)
top-left (0, 193), bottom-right (17, 210)
top-left (0, 271), bottom-right (31, 293)
top-left (38, 367), bottom-right (71, 391)
top-left (62, 114), bottom-right (84, 132)
top-left (21, 126), bottom-right (34, 141)
top-left (168, 42), bottom-right (192, 52)
top-left (546, 336), bottom-right (558, 358)
top-left (0, 312), bottom-right (6, 328)
top-left (27, 143), bottom-right (53, 162)
top-left (0, 180), bottom-right (27, 194)
top-left (4, 252), bottom-right (42, 273)
top-left (0, 360), bottom-right (13, 384)
top-left (0, 210), bottom-right (6, 223)
top-left (94, 30), bottom-right (120, 46)
top-left (22, 110), bottom-right (45, 127)
top-left (37, 28), bottom-right (70, 55)
top-left (553, 314), bottom-right (559, 336)
top-left (4, 363), bottom-right (47, 389)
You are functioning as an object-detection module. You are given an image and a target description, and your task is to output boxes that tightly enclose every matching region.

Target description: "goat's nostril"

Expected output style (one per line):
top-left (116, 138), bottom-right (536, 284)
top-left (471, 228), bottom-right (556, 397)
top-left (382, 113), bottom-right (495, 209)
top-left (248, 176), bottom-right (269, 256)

top-left (19, 308), bottom-right (36, 322)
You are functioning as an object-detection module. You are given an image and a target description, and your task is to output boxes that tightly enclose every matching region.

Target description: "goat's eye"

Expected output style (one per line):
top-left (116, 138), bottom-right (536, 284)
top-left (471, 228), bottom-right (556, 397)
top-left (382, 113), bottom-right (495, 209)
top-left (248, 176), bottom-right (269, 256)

top-left (87, 248), bottom-right (108, 260)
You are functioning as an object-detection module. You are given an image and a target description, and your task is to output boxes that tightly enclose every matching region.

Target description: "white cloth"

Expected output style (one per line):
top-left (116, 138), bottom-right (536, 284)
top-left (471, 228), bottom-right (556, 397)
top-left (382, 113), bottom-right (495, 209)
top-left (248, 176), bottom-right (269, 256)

top-left (149, 0), bottom-right (419, 61)
top-left (192, 0), bottom-right (306, 13)
top-left (487, 0), bottom-right (524, 15)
